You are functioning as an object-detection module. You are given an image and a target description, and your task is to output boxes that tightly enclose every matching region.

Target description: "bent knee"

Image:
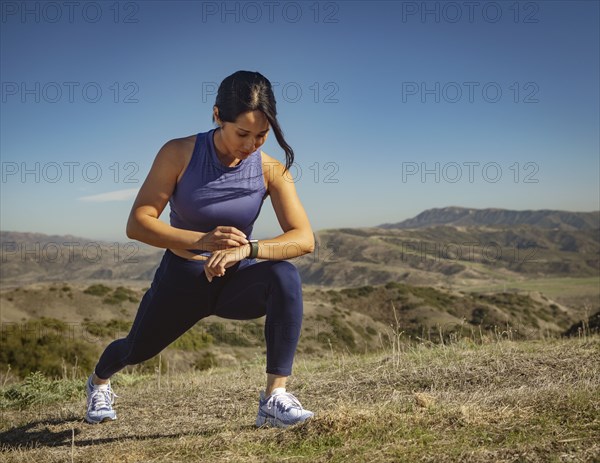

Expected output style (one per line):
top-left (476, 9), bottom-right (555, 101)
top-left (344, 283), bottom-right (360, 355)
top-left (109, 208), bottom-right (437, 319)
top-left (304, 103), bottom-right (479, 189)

top-left (268, 261), bottom-right (301, 289)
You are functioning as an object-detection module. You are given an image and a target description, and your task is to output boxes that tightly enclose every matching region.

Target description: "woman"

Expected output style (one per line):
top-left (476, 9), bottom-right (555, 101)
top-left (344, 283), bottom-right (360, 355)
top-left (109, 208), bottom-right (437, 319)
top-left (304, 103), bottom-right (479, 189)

top-left (85, 70), bottom-right (315, 428)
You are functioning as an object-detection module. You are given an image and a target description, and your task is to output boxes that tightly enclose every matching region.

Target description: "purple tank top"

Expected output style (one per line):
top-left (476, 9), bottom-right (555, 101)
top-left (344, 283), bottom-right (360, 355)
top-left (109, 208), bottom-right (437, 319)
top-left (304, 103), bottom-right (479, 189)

top-left (169, 129), bottom-right (267, 253)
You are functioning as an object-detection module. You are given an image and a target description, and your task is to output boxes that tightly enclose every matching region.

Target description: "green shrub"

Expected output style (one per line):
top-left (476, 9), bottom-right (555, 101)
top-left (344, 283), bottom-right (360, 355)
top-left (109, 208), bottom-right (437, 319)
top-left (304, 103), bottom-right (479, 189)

top-left (0, 318), bottom-right (99, 379)
top-left (103, 286), bottom-right (139, 305)
top-left (471, 307), bottom-right (489, 325)
top-left (328, 292), bottom-right (343, 304)
top-left (83, 319), bottom-right (132, 338)
top-left (366, 325), bottom-right (378, 336)
top-left (331, 317), bottom-right (356, 350)
top-left (341, 285), bottom-right (375, 299)
top-left (171, 328), bottom-right (213, 351)
top-left (410, 286), bottom-right (456, 308)
top-left (204, 322), bottom-right (255, 347)
top-left (106, 319), bottom-right (132, 332)
top-left (84, 284), bottom-right (112, 297)
top-left (194, 351), bottom-right (217, 371)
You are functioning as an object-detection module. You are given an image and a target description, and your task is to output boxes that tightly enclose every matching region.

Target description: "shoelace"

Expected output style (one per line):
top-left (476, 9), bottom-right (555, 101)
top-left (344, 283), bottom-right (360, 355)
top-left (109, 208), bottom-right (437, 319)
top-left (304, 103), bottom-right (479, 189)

top-left (267, 392), bottom-right (303, 413)
top-left (88, 385), bottom-right (118, 411)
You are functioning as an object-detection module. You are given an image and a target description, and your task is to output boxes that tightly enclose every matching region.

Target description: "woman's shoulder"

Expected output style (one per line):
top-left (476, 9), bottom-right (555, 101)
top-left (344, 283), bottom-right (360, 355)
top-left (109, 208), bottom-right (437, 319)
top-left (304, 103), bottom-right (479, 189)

top-left (157, 134), bottom-right (199, 164)
top-left (161, 134), bottom-right (197, 154)
top-left (260, 151), bottom-right (285, 172)
top-left (154, 134), bottom-right (199, 183)
top-left (260, 151), bottom-right (294, 191)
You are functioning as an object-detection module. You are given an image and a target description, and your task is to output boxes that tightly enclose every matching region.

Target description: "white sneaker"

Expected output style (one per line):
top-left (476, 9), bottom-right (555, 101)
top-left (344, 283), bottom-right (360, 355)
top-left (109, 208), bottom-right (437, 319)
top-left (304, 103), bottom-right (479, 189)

top-left (85, 374), bottom-right (118, 424)
top-left (255, 388), bottom-right (314, 428)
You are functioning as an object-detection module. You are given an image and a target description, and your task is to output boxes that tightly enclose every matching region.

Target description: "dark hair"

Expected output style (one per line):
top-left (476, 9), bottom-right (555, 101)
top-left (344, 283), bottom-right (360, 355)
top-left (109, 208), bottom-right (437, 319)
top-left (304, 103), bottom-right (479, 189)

top-left (212, 70), bottom-right (295, 171)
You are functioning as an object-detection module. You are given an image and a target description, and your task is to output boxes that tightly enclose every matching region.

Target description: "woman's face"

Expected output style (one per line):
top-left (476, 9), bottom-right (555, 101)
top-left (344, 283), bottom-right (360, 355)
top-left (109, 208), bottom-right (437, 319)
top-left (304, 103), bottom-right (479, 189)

top-left (213, 109), bottom-right (270, 167)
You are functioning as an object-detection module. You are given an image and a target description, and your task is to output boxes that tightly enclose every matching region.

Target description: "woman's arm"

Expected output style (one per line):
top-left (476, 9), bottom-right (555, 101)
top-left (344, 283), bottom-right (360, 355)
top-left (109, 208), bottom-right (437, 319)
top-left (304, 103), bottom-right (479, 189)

top-left (126, 137), bottom-right (247, 250)
top-left (254, 153), bottom-right (315, 260)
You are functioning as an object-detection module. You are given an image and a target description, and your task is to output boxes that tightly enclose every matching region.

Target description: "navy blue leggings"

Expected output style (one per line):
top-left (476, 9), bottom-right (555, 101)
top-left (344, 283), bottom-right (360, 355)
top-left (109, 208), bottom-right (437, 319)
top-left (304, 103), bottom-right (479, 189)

top-left (94, 249), bottom-right (303, 378)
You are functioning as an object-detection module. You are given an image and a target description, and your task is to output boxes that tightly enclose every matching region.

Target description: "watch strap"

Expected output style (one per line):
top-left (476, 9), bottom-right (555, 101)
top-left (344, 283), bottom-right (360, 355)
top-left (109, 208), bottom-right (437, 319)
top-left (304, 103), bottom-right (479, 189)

top-left (248, 240), bottom-right (259, 259)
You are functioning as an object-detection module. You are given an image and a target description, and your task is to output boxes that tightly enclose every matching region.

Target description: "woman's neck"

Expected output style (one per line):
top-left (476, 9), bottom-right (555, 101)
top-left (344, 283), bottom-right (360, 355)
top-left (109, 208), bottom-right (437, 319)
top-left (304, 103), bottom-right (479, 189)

top-left (213, 128), bottom-right (240, 167)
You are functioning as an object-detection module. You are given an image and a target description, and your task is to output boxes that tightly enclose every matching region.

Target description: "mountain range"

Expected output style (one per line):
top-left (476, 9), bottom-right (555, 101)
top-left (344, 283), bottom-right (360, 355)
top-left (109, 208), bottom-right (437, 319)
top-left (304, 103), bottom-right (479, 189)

top-left (379, 207), bottom-right (599, 230)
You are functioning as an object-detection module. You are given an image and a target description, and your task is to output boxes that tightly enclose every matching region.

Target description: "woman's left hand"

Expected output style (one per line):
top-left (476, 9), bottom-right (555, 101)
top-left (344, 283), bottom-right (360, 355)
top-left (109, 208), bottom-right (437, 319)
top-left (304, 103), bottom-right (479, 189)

top-left (204, 245), bottom-right (250, 282)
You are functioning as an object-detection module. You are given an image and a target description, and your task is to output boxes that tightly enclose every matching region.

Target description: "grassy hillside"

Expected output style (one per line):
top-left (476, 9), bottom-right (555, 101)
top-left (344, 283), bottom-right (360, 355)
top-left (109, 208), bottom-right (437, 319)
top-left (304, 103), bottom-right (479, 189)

top-left (304, 282), bottom-right (582, 340)
top-left (2, 280), bottom-right (593, 381)
top-left (1, 336), bottom-right (598, 462)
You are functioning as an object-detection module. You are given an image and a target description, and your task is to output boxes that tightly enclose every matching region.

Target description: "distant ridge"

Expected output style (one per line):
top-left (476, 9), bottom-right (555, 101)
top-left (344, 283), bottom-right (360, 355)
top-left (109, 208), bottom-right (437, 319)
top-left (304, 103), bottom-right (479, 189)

top-left (379, 207), bottom-right (600, 231)
top-left (0, 230), bottom-right (101, 244)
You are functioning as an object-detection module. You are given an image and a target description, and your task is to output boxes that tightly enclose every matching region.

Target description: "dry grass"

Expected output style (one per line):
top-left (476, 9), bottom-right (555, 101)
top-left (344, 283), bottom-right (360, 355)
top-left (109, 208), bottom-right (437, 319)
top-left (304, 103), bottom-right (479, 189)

top-left (1, 336), bottom-right (598, 462)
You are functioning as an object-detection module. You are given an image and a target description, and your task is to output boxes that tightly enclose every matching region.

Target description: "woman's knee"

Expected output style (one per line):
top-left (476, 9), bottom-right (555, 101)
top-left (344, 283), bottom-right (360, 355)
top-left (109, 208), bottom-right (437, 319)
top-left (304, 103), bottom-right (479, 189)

top-left (267, 261), bottom-right (302, 291)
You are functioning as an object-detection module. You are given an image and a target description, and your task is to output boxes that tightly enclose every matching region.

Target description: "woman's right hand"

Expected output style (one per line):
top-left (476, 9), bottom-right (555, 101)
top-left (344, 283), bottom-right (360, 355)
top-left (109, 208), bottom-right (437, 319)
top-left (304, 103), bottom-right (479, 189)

top-left (196, 226), bottom-right (249, 251)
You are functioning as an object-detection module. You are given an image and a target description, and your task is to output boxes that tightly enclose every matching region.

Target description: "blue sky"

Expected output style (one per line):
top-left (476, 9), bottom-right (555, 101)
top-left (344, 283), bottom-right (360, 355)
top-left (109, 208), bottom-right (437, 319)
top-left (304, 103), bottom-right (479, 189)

top-left (1, 0), bottom-right (599, 242)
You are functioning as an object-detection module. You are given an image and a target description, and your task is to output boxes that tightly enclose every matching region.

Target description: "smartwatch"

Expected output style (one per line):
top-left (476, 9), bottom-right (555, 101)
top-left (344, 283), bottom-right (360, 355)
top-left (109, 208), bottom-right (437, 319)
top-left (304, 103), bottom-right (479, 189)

top-left (248, 239), bottom-right (259, 259)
